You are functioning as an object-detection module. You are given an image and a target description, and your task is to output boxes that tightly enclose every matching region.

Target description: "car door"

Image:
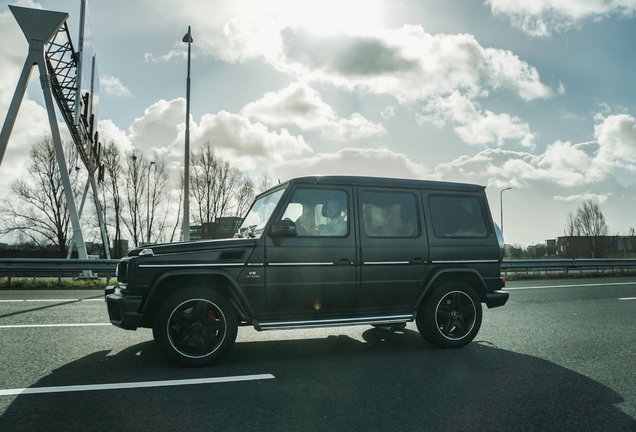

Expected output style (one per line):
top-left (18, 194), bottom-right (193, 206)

top-left (264, 186), bottom-right (357, 319)
top-left (358, 187), bottom-right (428, 312)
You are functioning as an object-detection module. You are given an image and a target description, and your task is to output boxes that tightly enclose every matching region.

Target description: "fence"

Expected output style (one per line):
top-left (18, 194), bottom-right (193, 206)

top-left (501, 258), bottom-right (636, 277)
top-left (0, 258), bottom-right (119, 287)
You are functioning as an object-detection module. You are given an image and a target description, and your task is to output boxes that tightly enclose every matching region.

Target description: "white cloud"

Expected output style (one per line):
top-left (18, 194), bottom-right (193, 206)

top-left (270, 147), bottom-right (429, 181)
top-left (380, 106), bottom-right (395, 119)
top-left (435, 113), bottom-right (636, 188)
top-left (118, 98), bottom-right (309, 172)
top-left (144, 3), bottom-right (552, 148)
top-left (128, 99), bottom-right (186, 154)
top-left (240, 83), bottom-right (386, 140)
top-left (98, 119), bottom-right (133, 152)
top-left (193, 110), bottom-right (312, 163)
top-left (554, 193), bottom-right (612, 203)
top-left (487, 0), bottom-right (636, 37)
top-left (216, 21), bottom-right (551, 147)
top-left (594, 113), bottom-right (636, 169)
top-left (418, 93), bottom-right (536, 148)
top-left (435, 141), bottom-right (607, 189)
top-left (101, 75), bottom-right (132, 98)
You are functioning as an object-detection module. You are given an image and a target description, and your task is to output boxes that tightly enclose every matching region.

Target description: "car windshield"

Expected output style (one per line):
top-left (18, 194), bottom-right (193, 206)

top-left (236, 188), bottom-right (286, 238)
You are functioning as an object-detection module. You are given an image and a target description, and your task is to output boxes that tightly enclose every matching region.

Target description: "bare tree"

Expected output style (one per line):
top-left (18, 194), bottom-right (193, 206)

top-left (258, 167), bottom-right (272, 193)
top-left (0, 135), bottom-right (81, 253)
top-left (146, 155), bottom-right (171, 243)
top-left (169, 172), bottom-right (184, 242)
top-left (191, 141), bottom-right (242, 225)
top-left (565, 200), bottom-right (609, 258)
top-left (122, 149), bottom-right (146, 247)
top-left (575, 200), bottom-right (608, 238)
top-left (102, 141), bottom-right (126, 256)
top-left (566, 212), bottom-right (578, 236)
top-left (234, 175), bottom-right (255, 217)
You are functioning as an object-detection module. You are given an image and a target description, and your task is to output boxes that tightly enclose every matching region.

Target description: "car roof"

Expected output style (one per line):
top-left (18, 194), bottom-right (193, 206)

top-left (286, 175), bottom-right (485, 192)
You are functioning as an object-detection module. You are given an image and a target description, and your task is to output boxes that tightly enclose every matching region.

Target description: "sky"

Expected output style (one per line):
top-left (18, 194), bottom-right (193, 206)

top-left (1, 0), bottom-right (636, 247)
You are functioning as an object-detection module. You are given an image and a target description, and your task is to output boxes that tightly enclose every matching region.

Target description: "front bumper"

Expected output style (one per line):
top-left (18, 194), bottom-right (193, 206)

top-left (105, 286), bottom-right (143, 330)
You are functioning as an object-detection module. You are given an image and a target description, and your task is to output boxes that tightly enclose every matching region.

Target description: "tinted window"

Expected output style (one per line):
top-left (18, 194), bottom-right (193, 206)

top-left (280, 188), bottom-right (348, 237)
top-left (428, 195), bottom-right (487, 238)
top-left (362, 191), bottom-right (419, 237)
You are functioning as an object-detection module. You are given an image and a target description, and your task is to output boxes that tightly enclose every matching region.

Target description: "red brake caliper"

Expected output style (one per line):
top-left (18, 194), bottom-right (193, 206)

top-left (207, 307), bottom-right (217, 341)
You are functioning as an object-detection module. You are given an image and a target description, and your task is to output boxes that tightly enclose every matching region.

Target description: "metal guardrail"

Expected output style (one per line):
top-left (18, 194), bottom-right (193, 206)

top-left (1, 258), bottom-right (635, 288)
top-left (501, 258), bottom-right (636, 277)
top-left (0, 258), bottom-right (119, 287)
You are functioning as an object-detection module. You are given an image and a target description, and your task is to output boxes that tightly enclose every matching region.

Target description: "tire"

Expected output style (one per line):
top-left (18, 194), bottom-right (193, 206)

top-left (152, 287), bottom-right (238, 367)
top-left (416, 281), bottom-right (482, 349)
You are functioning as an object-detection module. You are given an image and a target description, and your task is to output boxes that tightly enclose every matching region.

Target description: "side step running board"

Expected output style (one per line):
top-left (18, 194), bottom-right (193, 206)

top-left (254, 314), bottom-right (415, 331)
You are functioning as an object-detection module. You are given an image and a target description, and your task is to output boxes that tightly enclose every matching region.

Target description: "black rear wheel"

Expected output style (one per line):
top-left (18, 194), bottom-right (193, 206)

top-left (153, 287), bottom-right (237, 367)
top-left (416, 281), bottom-right (482, 348)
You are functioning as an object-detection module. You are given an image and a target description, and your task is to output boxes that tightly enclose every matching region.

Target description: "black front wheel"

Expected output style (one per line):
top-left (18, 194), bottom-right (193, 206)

top-left (416, 282), bottom-right (482, 348)
top-left (153, 287), bottom-right (237, 367)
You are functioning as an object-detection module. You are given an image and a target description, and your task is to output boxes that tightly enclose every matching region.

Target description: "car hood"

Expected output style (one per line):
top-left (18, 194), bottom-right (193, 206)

top-left (128, 238), bottom-right (257, 256)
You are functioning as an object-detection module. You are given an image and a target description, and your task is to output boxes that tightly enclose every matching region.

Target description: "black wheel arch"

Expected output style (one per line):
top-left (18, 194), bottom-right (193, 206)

top-left (414, 268), bottom-right (488, 312)
top-left (139, 269), bottom-right (256, 328)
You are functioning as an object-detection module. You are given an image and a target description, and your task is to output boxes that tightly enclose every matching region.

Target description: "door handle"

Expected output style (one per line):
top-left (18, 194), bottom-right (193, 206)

top-left (336, 258), bottom-right (353, 266)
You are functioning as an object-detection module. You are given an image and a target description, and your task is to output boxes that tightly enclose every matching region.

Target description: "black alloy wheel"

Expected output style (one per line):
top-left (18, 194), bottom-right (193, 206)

top-left (416, 281), bottom-right (482, 348)
top-left (153, 287), bottom-right (237, 367)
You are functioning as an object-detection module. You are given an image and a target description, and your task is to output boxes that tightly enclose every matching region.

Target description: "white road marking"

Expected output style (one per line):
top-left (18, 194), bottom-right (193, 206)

top-left (618, 297), bottom-right (636, 301)
top-left (0, 323), bottom-right (111, 329)
top-left (507, 281), bottom-right (636, 290)
top-left (0, 298), bottom-right (102, 303)
top-left (0, 374), bottom-right (276, 396)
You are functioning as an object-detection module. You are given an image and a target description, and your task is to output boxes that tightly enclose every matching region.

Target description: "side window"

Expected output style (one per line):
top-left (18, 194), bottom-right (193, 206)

top-left (280, 188), bottom-right (349, 237)
top-left (428, 195), bottom-right (488, 238)
top-left (362, 191), bottom-right (419, 238)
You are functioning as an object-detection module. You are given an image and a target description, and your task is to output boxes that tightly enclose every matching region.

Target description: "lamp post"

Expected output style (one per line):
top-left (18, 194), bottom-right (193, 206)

top-left (181, 26), bottom-right (193, 241)
top-left (146, 161), bottom-right (155, 244)
top-left (500, 187), bottom-right (512, 236)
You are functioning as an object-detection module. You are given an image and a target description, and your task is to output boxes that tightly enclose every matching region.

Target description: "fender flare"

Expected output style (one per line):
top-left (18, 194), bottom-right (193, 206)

top-left (413, 267), bottom-right (488, 311)
top-left (142, 268), bottom-right (257, 320)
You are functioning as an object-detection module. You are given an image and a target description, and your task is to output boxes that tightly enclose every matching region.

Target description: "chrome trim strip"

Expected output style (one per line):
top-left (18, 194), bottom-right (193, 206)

top-left (138, 263), bottom-right (245, 268)
top-left (364, 261), bottom-right (410, 265)
top-left (247, 263), bottom-right (263, 266)
top-left (268, 262), bottom-right (334, 266)
top-left (431, 260), bottom-right (499, 264)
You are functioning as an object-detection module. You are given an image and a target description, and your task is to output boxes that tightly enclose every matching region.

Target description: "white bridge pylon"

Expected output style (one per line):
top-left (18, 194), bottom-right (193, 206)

top-left (0, 6), bottom-right (93, 260)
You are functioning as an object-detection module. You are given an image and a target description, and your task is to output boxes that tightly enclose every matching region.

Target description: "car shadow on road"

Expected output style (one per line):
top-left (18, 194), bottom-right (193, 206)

top-left (1, 328), bottom-right (635, 431)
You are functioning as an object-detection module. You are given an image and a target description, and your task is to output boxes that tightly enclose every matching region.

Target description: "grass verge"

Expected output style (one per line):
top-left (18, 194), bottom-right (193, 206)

top-left (0, 278), bottom-right (108, 289)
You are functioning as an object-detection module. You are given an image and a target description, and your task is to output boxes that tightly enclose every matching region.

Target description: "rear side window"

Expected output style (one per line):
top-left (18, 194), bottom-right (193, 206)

top-left (362, 191), bottom-right (419, 237)
top-left (428, 195), bottom-right (488, 238)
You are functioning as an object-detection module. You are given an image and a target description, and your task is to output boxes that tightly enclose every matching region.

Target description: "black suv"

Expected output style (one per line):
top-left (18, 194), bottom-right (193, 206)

top-left (106, 175), bottom-right (508, 367)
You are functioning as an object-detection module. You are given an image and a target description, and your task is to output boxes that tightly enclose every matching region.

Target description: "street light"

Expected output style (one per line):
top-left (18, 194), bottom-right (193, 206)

top-left (500, 187), bottom-right (512, 236)
top-left (147, 161), bottom-right (155, 244)
top-left (181, 26), bottom-right (193, 242)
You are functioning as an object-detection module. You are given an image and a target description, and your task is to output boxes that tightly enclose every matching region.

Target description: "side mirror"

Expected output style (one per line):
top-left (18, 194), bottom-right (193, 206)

top-left (269, 220), bottom-right (298, 238)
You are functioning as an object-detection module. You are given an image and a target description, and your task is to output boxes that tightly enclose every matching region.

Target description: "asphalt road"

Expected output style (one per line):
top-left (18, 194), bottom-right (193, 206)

top-left (1, 277), bottom-right (635, 431)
